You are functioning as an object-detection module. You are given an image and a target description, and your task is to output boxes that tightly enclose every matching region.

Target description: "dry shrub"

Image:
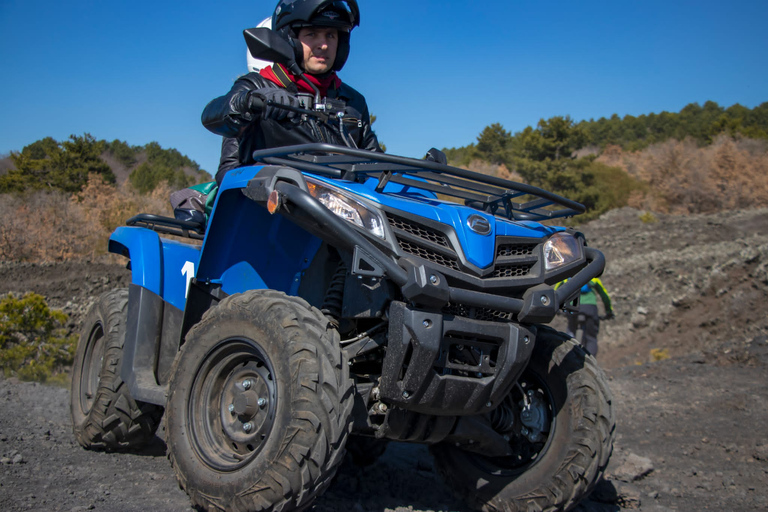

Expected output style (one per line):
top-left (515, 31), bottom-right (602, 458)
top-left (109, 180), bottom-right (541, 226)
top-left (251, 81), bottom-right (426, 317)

top-left (596, 135), bottom-right (768, 213)
top-left (0, 174), bottom-right (175, 262)
top-left (0, 191), bottom-right (101, 261)
top-left (76, 174), bottom-right (173, 235)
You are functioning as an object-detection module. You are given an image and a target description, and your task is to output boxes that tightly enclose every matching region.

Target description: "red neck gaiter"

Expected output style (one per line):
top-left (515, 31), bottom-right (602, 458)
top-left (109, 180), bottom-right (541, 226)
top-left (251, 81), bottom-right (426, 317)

top-left (259, 64), bottom-right (341, 98)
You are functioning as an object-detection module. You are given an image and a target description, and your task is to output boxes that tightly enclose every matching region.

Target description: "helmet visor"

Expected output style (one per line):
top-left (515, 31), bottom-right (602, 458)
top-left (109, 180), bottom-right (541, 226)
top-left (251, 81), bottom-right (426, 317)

top-left (305, 1), bottom-right (358, 30)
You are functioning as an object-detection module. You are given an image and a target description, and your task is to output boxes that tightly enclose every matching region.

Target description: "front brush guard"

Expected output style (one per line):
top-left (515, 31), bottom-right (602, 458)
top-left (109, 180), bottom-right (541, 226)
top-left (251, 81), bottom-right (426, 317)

top-left (256, 178), bottom-right (605, 323)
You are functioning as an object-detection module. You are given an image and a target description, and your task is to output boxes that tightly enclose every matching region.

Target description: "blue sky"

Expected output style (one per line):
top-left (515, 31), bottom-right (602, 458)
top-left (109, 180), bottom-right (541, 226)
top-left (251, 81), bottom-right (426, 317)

top-left (1, 0), bottom-right (766, 175)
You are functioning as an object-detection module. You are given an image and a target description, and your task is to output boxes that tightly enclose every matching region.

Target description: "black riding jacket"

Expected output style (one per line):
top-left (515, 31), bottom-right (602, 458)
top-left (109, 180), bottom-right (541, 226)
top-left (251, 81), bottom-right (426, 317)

top-left (202, 72), bottom-right (381, 184)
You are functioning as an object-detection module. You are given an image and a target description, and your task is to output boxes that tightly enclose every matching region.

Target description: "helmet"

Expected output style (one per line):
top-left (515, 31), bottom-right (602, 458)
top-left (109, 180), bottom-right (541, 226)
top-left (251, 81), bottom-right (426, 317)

top-left (271, 0), bottom-right (360, 72)
top-left (247, 17), bottom-right (274, 73)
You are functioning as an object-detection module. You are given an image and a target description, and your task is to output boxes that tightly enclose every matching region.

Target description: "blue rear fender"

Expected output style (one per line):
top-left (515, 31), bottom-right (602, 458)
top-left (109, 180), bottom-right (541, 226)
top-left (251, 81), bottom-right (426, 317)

top-left (109, 227), bottom-right (201, 311)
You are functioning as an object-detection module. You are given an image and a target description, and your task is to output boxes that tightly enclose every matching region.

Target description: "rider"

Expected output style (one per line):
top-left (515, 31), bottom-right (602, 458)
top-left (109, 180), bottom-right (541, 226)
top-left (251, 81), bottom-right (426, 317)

top-left (202, 0), bottom-right (381, 186)
top-left (557, 278), bottom-right (614, 357)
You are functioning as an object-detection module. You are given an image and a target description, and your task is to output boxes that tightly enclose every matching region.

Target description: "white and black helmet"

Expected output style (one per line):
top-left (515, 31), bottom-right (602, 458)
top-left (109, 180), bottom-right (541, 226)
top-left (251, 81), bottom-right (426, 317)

top-left (272, 0), bottom-right (360, 72)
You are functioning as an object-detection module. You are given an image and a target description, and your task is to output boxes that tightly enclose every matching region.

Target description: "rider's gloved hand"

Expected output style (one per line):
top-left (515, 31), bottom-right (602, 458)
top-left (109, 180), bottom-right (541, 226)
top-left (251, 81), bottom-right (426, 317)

top-left (424, 148), bottom-right (448, 165)
top-left (604, 310), bottom-right (615, 320)
top-left (248, 88), bottom-right (298, 121)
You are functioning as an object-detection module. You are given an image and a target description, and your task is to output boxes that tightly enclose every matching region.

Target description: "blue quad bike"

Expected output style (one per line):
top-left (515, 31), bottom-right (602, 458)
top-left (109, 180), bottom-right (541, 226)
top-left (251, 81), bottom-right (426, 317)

top-left (70, 143), bottom-right (615, 512)
top-left (70, 27), bottom-right (614, 512)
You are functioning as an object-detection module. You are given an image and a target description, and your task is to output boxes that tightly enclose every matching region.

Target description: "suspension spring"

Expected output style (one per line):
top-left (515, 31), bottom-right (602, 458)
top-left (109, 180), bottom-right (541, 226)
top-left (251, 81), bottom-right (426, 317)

top-left (321, 261), bottom-right (347, 324)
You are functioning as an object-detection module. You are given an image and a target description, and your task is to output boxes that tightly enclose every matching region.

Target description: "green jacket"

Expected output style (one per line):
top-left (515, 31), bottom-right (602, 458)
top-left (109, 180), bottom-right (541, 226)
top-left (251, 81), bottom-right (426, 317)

top-left (556, 278), bottom-right (612, 312)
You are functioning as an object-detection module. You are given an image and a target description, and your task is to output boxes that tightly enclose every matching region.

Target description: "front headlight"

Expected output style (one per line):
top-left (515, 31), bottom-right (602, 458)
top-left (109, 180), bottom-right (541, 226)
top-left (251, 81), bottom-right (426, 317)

top-left (306, 178), bottom-right (386, 239)
top-left (543, 232), bottom-right (583, 271)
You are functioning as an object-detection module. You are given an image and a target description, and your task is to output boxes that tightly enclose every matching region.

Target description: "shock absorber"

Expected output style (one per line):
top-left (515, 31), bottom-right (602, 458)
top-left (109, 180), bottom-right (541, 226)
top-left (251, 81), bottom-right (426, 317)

top-left (490, 396), bottom-right (517, 434)
top-left (321, 261), bottom-right (347, 326)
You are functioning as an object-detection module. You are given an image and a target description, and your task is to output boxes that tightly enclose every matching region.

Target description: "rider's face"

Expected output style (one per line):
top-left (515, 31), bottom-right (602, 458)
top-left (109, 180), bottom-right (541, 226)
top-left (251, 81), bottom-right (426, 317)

top-left (297, 27), bottom-right (338, 75)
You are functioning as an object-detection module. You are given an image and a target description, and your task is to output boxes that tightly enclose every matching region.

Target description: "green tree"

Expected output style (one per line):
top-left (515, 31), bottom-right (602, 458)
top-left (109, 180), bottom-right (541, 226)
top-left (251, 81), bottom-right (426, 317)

top-left (476, 123), bottom-right (513, 165)
top-left (107, 139), bottom-right (139, 167)
top-left (129, 162), bottom-right (194, 194)
top-left (1, 134), bottom-right (114, 193)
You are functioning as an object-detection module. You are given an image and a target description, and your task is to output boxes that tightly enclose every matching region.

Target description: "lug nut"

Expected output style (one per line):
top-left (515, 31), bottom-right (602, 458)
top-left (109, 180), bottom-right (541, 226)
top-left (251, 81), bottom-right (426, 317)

top-left (243, 422), bottom-right (253, 433)
top-left (258, 398), bottom-right (267, 408)
top-left (242, 379), bottom-right (252, 390)
top-left (228, 404), bottom-right (235, 414)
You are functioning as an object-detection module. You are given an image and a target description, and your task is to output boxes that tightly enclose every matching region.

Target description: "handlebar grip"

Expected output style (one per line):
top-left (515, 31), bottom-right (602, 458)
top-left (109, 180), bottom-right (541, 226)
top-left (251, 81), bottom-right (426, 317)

top-left (247, 94), bottom-right (265, 113)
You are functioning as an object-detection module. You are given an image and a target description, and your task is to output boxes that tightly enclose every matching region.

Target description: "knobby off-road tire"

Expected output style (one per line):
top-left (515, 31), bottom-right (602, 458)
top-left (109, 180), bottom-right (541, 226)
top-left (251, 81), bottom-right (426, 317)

top-left (166, 289), bottom-right (354, 512)
top-left (70, 288), bottom-right (164, 450)
top-left (431, 326), bottom-right (615, 512)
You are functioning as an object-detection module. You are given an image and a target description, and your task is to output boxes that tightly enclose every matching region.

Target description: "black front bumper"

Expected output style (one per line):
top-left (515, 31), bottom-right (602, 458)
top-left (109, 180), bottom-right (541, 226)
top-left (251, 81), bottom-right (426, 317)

top-left (378, 301), bottom-right (536, 416)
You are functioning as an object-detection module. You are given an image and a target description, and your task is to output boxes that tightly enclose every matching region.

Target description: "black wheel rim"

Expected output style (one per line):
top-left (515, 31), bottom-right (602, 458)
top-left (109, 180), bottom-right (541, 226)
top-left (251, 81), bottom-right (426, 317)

top-left (470, 370), bottom-right (556, 476)
top-left (188, 337), bottom-right (277, 472)
top-left (79, 322), bottom-right (106, 415)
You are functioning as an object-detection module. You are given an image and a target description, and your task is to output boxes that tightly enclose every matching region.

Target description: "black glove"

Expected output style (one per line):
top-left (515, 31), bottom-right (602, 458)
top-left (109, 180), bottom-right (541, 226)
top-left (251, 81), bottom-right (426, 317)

top-left (248, 88), bottom-right (298, 120)
top-left (424, 148), bottom-right (448, 165)
top-left (604, 310), bottom-right (615, 320)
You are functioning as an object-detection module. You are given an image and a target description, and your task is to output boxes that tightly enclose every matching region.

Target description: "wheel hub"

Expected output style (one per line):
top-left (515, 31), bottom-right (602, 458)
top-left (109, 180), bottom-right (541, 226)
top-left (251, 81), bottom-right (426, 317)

top-left (233, 388), bottom-right (262, 417)
top-left (519, 389), bottom-right (549, 443)
top-left (186, 338), bottom-right (278, 471)
top-left (220, 368), bottom-right (272, 443)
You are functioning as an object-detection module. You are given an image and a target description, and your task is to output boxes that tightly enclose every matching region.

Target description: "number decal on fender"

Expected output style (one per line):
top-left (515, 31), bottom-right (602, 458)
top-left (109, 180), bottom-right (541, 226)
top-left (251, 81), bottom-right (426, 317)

top-left (182, 261), bottom-right (195, 298)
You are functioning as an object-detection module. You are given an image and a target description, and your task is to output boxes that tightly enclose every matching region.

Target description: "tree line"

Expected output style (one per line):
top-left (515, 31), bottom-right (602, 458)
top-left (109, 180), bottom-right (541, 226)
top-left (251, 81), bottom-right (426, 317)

top-left (442, 101), bottom-right (768, 221)
top-left (0, 134), bottom-right (210, 195)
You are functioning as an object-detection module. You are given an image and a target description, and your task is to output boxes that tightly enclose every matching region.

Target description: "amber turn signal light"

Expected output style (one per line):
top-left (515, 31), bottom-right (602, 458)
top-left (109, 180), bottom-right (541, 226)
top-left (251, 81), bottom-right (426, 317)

top-left (267, 190), bottom-right (281, 214)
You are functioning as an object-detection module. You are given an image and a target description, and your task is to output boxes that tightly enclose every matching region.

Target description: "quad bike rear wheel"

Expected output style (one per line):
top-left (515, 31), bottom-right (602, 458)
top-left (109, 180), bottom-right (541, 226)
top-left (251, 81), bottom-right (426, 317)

top-left (431, 326), bottom-right (615, 512)
top-left (70, 288), bottom-right (164, 450)
top-left (166, 289), bottom-right (354, 512)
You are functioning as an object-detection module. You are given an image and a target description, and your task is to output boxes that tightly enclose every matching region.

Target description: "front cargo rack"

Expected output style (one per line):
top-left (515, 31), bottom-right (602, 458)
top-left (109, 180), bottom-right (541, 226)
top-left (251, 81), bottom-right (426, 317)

top-left (252, 143), bottom-right (585, 222)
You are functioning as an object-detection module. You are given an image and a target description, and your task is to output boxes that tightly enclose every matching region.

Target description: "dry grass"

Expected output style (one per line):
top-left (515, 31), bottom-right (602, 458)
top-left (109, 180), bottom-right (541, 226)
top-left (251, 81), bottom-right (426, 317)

top-left (0, 174), bottom-right (173, 262)
top-left (598, 135), bottom-right (768, 214)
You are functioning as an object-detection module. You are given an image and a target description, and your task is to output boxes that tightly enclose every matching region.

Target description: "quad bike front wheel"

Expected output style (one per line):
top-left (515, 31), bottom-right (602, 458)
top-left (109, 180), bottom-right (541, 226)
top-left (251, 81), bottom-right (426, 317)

top-left (166, 289), bottom-right (354, 512)
top-left (70, 288), bottom-right (164, 450)
top-left (431, 326), bottom-right (615, 512)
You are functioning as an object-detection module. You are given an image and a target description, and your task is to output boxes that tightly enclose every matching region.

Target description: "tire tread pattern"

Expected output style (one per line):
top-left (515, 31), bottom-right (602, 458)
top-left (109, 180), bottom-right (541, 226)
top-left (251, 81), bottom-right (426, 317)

top-left (433, 326), bottom-right (615, 512)
top-left (167, 290), bottom-right (353, 512)
top-left (71, 288), bottom-right (164, 451)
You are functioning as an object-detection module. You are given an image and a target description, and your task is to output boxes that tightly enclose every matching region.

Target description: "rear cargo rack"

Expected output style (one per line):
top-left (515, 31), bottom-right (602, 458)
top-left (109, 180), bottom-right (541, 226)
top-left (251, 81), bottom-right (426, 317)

top-left (127, 214), bottom-right (205, 240)
top-left (252, 143), bottom-right (585, 222)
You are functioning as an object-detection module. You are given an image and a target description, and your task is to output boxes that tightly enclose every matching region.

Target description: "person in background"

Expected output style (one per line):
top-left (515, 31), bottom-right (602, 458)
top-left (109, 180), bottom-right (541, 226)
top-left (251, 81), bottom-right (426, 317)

top-left (557, 277), bottom-right (614, 357)
top-left (203, 0), bottom-right (381, 186)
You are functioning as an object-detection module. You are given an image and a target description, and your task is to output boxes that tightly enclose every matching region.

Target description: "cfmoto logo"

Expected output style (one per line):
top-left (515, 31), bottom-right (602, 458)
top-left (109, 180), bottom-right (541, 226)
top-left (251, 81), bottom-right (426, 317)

top-left (467, 214), bottom-right (491, 235)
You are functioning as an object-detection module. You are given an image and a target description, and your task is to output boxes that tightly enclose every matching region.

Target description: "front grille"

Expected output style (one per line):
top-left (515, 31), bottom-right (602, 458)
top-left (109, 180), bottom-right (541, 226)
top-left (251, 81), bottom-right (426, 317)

top-left (497, 243), bottom-right (537, 257)
top-left (490, 262), bottom-right (535, 278)
top-left (443, 303), bottom-right (513, 322)
top-left (386, 211), bottom-right (541, 282)
top-left (387, 214), bottom-right (450, 247)
top-left (397, 240), bottom-right (461, 271)
top-left (387, 213), bottom-right (461, 271)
